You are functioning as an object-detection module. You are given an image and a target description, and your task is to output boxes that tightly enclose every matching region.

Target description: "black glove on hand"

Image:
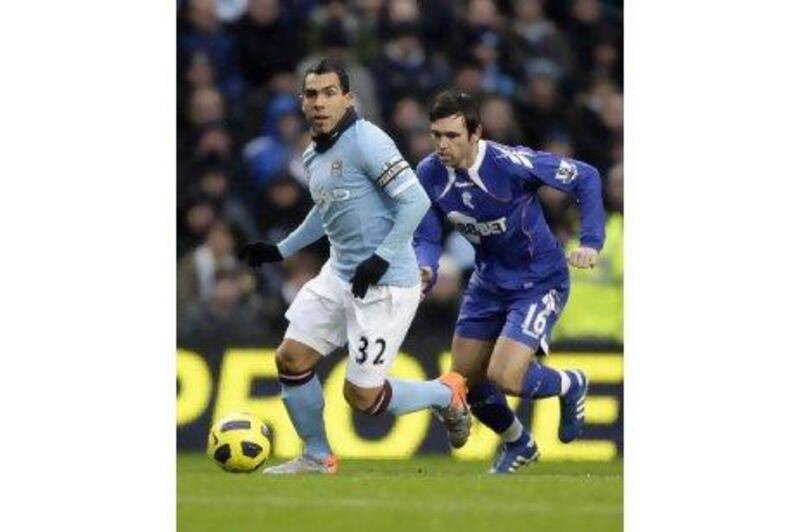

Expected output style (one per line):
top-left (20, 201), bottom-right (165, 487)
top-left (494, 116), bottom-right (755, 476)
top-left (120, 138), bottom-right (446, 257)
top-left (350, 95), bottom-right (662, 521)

top-left (351, 254), bottom-right (390, 299)
top-left (238, 242), bottom-right (283, 268)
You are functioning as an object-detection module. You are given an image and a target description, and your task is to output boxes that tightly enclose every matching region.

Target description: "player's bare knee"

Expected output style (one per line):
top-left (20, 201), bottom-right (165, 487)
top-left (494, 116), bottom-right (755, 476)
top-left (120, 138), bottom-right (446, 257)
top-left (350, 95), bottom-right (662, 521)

top-left (485, 358), bottom-right (503, 384)
top-left (274, 343), bottom-right (299, 373)
top-left (343, 380), bottom-right (389, 415)
top-left (487, 363), bottom-right (521, 395)
top-left (451, 337), bottom-right (493, 386)
top-left (342, 383), bottom-right (377, 411)
top-left (451, 355), bottom-right (481, 385)
top-left (275, 340), bottom-right (317, 376)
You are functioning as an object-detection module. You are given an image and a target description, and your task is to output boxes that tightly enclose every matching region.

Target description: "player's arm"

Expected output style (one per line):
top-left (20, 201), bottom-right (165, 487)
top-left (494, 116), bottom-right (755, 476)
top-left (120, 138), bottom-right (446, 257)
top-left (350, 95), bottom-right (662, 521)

top-left (373, 178), bottom-right (431, 263)
top-left (414, 208), bottom-right (444, 297)
top-left (238, 205), bottom-right (325, 267)
top-left (521, 150), bottom-right (606, 268)
top-left (351, 173), bottom-right (429, 298)
top-left (350, 125), bottom-right (430, 297)
top-left (412, 163), bottom-right (445, 296)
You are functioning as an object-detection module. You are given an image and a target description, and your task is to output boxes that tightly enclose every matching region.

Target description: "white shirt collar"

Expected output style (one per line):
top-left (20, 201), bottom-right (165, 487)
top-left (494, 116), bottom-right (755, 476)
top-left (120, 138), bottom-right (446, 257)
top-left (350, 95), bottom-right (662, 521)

top-left (438, 140), bottom-right (489, 199)
top-left (466, 140), bottom-right (488, 193)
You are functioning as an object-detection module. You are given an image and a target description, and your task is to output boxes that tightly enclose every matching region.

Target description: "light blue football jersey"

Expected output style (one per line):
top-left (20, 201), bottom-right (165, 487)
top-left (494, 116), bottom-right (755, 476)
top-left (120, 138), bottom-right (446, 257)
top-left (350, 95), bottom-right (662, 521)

top-left (289, 119), bottom-right (426, 287)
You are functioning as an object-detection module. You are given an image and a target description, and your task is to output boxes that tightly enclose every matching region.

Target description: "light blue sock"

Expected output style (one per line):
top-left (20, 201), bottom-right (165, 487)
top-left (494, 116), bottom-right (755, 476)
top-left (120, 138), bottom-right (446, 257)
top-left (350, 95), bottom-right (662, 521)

top-left (280, 375), bottom-right (332, 460)
top-left (386, 378), bottom-right (452, 416)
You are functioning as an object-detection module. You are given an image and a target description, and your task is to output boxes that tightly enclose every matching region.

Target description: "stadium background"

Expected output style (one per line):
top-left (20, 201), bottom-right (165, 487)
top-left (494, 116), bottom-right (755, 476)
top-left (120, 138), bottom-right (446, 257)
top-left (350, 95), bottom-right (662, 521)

top-left (176, 0), bottom-right (623, 461)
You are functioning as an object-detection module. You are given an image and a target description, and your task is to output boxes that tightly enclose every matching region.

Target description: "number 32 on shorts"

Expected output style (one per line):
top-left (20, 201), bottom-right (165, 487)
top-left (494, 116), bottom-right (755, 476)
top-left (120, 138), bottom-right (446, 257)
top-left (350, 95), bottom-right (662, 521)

top-left (355, 336), bottom-right (386, 365)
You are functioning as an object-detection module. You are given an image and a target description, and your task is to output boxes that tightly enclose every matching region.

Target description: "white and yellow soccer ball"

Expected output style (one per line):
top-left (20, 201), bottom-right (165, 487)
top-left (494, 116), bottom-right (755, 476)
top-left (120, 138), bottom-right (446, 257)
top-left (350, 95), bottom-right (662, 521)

top-left (207, 412), bottom-right (272, 473)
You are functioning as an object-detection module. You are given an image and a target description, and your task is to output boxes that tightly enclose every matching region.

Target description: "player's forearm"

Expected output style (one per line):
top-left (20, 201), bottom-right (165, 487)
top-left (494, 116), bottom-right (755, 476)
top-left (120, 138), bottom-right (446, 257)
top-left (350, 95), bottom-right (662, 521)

top-left (414, 241), bottom-right (442, 273)
top-left (575, 164), bottom-right (606, 250)
top-left (573, 162), bottom-right (606, 251)
top-left (277, 205), bottom-right (326, 257)
top-left (413, 210), bottom-right (443, 274)
top-left (374, 181), bottom-right (431, 262)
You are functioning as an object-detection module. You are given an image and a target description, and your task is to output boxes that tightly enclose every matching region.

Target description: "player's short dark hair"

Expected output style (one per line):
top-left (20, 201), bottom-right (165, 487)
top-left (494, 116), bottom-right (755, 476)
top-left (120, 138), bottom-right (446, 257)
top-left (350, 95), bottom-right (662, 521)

top-left (302, 57), bottom-right (350, 94)
top-left (428, 90), bottom-right (481, 136)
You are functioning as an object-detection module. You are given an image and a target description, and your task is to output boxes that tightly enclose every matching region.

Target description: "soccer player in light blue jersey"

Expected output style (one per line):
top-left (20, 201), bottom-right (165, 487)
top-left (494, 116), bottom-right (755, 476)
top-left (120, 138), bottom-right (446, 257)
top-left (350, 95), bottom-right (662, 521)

top-left (239, 60), bottom-right (471, 474)
top-left (414, 91), bottom-right (605, 473)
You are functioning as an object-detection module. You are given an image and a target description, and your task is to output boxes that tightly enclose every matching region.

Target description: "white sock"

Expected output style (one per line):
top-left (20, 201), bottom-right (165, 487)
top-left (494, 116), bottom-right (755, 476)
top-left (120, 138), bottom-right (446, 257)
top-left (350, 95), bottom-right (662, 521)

top-left (500, 417), bottom-right (524, 443)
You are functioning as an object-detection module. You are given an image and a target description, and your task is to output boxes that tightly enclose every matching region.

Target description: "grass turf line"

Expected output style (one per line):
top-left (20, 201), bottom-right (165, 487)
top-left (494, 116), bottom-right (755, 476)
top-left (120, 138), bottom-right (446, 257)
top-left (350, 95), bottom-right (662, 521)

top-left (178, 453), bottom-right (622, 532)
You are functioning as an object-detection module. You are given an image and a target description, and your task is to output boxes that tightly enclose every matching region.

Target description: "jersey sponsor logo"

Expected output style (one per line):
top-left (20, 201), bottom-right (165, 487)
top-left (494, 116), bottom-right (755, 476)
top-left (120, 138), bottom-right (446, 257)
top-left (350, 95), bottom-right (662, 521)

top-left (556, 159), bottom-right (578, 184)
top-left (330, 188), bottom-right (350, 201)
top-left (454, 180), bottom-right (474, 188)
top-left (461, 191), bottom-right (475, 209)
top-left (447, 211), bottom-right (507, 243)
top-left (330, 159), bottom-right (343, 177)
top-left (312, 187), bottom-right (350, 203)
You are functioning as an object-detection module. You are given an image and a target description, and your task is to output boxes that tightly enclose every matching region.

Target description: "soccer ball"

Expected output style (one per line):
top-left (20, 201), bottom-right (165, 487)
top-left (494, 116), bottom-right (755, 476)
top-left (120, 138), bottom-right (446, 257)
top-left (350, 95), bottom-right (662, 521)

top-left (207, 412), bottom-right (272, 473)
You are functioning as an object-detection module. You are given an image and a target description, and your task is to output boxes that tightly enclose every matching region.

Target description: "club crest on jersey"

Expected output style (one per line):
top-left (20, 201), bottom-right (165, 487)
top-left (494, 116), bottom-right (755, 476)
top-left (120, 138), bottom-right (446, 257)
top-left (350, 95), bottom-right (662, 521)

top-left (556, 159), bottom-right (578, 184)
top-left (462, 191), bottom-right (475, 209)
top-left (330, 159), bottom-right (343, 177)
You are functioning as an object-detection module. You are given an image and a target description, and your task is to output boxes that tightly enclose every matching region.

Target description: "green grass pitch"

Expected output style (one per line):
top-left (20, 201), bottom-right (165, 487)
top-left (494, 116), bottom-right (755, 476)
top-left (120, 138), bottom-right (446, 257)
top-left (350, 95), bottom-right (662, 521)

top-left (178, 453), bottom-right (622, 531)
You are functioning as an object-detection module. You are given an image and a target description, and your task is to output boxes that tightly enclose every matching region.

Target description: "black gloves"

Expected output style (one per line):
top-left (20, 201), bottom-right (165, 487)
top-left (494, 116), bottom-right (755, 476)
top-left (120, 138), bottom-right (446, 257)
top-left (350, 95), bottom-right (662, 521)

top-left (238, 242), bottom-right (283, 268)
top-left (238, 244), bottom-right (387, 298)
top-left (351, 254), bottom-right (389, 299)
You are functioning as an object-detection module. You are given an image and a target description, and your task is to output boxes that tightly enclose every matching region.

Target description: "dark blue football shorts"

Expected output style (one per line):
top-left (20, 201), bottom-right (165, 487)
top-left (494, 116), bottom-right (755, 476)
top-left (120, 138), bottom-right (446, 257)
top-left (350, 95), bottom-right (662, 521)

top-left (455, 273), bottom-right (570, 354)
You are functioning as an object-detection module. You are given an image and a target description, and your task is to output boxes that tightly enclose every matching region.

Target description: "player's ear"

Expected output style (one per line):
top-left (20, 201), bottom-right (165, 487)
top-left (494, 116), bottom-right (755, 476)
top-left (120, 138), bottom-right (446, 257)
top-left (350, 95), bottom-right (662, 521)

top-left (471, 124), bottom-right (483, 144)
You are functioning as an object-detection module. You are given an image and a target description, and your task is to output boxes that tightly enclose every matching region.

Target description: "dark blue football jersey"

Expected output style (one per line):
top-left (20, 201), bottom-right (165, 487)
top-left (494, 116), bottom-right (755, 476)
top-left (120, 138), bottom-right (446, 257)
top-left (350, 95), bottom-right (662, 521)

top-left (414, 140), bottom-right (605, 290)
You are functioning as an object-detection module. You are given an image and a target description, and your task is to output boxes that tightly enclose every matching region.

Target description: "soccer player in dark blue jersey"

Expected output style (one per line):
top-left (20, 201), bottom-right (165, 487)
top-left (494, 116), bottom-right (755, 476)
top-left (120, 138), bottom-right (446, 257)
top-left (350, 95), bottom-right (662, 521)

top-left (414, 91), bottom-right (605, 473)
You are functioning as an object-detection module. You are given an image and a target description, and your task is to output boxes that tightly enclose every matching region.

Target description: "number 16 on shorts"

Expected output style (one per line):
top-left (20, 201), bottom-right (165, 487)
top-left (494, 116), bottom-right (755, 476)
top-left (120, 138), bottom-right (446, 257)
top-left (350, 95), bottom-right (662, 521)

top-left (518, 289), bottom-right (563, 354)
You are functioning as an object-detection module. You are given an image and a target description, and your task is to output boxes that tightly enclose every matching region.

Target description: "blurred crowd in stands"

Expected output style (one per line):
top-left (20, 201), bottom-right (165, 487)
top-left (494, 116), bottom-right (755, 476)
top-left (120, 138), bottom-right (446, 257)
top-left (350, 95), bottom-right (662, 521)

top-left (177, 0), bottom-right (624, 347)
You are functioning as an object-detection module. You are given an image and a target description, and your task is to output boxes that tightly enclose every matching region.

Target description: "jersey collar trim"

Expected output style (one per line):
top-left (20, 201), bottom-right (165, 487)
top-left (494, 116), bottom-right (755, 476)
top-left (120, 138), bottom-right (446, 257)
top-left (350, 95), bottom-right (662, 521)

top-left (466, 140), bottom-right (488, 193)
top-left (439, 166), bottom-right (457, 200)
top-left (312, 107), bottom-right (359, 154)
